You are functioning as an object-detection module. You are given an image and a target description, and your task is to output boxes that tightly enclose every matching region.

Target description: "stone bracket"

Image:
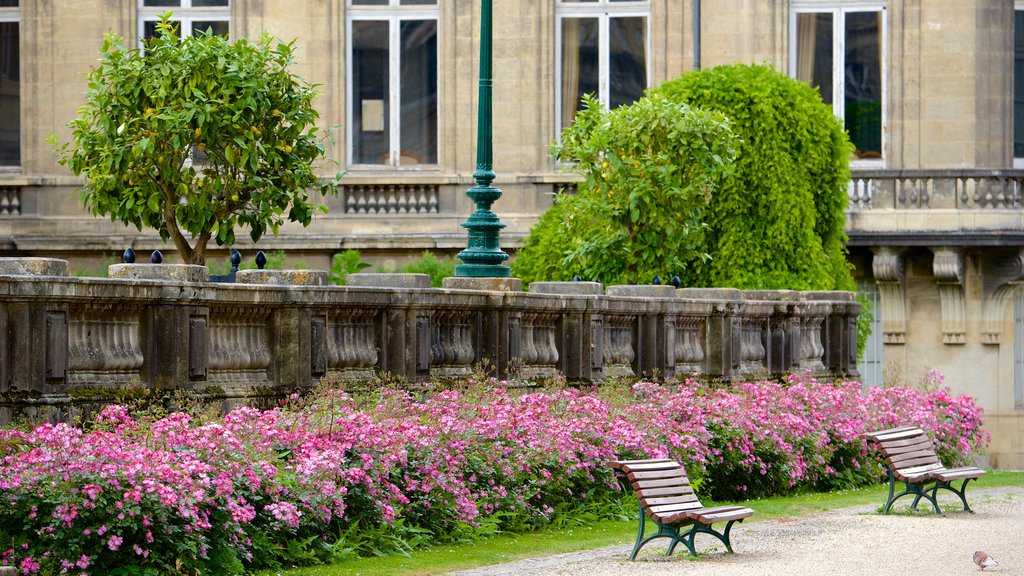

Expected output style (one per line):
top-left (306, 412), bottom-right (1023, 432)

top-left (981, 247), bottom-right (1024, 344)
top-left (872, 247), bottom-right (907, 345)
top-left (930, 247), bottom-right (966, 345)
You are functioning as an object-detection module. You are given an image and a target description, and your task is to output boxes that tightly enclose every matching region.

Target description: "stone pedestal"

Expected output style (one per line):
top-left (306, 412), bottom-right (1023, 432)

top-left (0, 257), bottom-right (69, 277)
top-left (443, 277), bottom-right (522, 292)
top-left (236, 269), bottom-right (328, 286)
top-left (108, 263), bottom-right (208, 283)
top-left (347, 273), bottom-right (431, 289)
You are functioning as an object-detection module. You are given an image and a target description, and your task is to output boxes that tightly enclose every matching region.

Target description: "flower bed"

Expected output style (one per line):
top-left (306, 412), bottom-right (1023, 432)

top-left (0, 375), bottom-right (988, 574)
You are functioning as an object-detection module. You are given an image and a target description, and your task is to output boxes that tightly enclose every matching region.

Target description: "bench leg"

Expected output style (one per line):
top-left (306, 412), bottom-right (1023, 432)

top-left (933, 478), bottom-right (977, 513)
top-left (883, 470), bottom-right (940, 515)
top-left (684, 519), bottom-right (743, 555)
top-left (629, 503), bottom-right (686, 561)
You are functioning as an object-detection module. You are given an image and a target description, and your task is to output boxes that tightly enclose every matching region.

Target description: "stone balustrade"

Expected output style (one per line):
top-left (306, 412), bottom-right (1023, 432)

top-left (0, 258), bottom-right (860, 420)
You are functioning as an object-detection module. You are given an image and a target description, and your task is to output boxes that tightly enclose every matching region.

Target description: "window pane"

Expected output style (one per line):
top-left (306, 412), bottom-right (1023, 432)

top-left (796, 12), bottom-right (833, 106)
top-left (1015, 11), bottom-right (1024, 158)
top-left (560, 17), bottom-right (598, 129)
top-left (400, 0), bottom-right (437, 4)
top-left (0, 0), bottom-right (19, 7)
top-left (845, 11), bottom-right (882, 159)
top-left (608, 16), bottom-right (646, 110)
top-left (353, 20), bottom-right (390, 164)
top-left (0, 21), bottom-right (18, 166)
top-left (192, 20), bottom-right (229, 37)
top-left (143, 0), bottom-right (180, 6)
top-left (192, 0), bottom-right (229, 6)
top-left (143, 19), bottom-right (180, 42)
top-left (400, 20), bottom-right (437, 165)
top-left (351, 0), bottom-right (389, 4)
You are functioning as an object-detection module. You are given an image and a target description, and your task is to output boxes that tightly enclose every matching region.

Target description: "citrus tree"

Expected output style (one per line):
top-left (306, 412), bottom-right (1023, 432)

top-left (512, 94), bottom-right (736, 285)
top-left (52, 16), bottom-right (339, 265)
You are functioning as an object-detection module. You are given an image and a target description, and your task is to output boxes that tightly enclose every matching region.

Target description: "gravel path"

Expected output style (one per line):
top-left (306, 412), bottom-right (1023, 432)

top-left (453, 487), bottom-right (1024, 576)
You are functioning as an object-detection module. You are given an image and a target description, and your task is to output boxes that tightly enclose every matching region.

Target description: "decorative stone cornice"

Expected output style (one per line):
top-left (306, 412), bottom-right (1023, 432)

top-left (981, 248), bottom-right (1024, 344)
top-left (871, 247), bottom-right (907, 344)
top-left (930, 247), bottom-right (966, 344)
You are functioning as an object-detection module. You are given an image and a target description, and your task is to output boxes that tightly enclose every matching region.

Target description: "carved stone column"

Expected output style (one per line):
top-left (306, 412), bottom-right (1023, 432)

top-left (930, 247), bottom-right (966, 344)
top-left (871, 247), bottom-right (907, 344)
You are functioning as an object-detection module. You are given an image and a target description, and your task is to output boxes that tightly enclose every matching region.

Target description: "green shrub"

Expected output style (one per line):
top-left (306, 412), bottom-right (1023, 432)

top-left (653, 63), bottom-right (855, 291)
top-left (400, 251), bottom-right (458, 288)
top-left (329, 249), bottom-right (371, 285)
top-left (512, 94), bottom-right (737, 285)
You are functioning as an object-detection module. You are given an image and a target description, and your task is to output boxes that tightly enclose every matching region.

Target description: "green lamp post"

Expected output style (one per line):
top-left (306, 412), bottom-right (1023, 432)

top-left (454, 0), bottom-right (510, 278)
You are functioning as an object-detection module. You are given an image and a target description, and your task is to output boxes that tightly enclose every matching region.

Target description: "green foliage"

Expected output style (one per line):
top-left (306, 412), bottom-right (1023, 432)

top-left (514, 64), bottom-right (856, 293)
top-left (653, 64), bottom-right (855, 291)
top-left (513, 94), bottom-right (737, 285)
top-left (855, 293), bottom-right (875, 361)
top-left (399, 251), bottom-right (458, 287)
top-left (511, 198), bottom-right (577, 285)
top-left (329, 249), bottom-right (372, 285)
top-left (51, 14), bottom-right (341, 265)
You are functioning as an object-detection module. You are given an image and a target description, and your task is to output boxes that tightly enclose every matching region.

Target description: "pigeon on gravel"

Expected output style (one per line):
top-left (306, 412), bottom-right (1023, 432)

top-left (974, 551), bottom-right (998, 571)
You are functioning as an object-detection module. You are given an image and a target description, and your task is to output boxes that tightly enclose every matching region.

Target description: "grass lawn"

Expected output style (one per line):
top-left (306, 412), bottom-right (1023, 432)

top-left (257, 470), bottom-right (1024, 576)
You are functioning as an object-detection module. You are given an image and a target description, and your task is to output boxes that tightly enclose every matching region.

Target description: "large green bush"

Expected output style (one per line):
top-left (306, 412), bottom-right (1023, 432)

top-left (512, 94), bottom-right (737, 285)
top-left (653, 64), bottom-right (855, 290)
top-left (514, 64), bottom-right (855, 292)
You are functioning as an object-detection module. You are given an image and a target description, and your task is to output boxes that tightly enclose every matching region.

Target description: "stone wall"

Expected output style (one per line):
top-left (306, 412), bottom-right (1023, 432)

top-left (0, 258), bottom-right (859, 421)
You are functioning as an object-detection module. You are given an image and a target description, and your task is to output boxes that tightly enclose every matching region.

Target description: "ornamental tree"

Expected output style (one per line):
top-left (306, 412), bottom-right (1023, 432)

top-left (512, 94), bottom-right (737, 285)
top-left (52, 16), bottom-right (339, 265)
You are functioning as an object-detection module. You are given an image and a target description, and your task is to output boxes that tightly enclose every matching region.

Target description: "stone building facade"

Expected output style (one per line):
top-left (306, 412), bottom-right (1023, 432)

top-left (3, 0), bottom-right (1024, 466)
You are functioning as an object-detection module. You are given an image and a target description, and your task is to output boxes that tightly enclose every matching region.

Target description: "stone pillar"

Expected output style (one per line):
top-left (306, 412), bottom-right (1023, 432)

top-left (528, 281), bottom-right (603, 382)
top-left (678, 288), bottom-right (741, 379)
top-left (347, 274), bottom-right (432, 382)
top-left (108, 263), bottom-right (211, 390)
top-left (0, 259), bottom-right (71, 398)
top-left (442, 277), bottom-right (522, 379)
top-left (606, 285), bottom-right (677, 379)
top-left (238, 268), bottom-right (330, 388)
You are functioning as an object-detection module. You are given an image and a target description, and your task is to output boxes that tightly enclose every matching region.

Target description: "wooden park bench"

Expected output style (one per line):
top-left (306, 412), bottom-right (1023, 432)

top-left (610, 458), bottom-right (754, 561)
top-left (861, 426), bottom-right (986, 514)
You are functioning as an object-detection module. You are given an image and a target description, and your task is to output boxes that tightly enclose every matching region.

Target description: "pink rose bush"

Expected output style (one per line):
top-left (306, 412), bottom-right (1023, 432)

top-left (0, 375), bottom-right (987, 574)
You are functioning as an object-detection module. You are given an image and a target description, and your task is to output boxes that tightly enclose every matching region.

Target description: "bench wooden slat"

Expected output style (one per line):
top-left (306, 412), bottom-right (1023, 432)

top-left (892, 454), bottom-right (942, 471)
top-left (888, 449), bottom-right (941, 467)
top-left (862, 426), bottom-right (919, 439)
top-left (695, 508), bottom-right (755, 524)
top-left (633, 484), bottom-right (695, 498)
top-left (648, 501), bottom-right (704, 515)
top-left (627, 469), bottom-right (687, 481)
top-left (620, 461), bottom-right (682, 472)
top-left (642, 494), bottom-right (702, 507)
top-left (880, 437), bottom-right (934, 453)
top-left (933, 467), bottom-right (986, 481)
top-left (633, 476), bottom-right (695, 490)
top-left (611, 458), bottom-right (675, 469)
top-left (872, 428), bottom-right (926, 442)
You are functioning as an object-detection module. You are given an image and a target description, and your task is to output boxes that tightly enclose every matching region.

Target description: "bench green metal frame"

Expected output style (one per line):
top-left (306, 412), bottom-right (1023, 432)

top-left (862, 426), bottom-right (985, 515)
top-left (611, 458), bottom-right (753, 560)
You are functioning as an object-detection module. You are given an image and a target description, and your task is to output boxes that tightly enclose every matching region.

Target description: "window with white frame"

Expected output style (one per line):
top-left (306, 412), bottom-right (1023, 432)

top-left (0, 0), bottom-right (19, 167)
top-left (1014, 2), bottom-right (1024, 165)
top-left (139, 0), bottom-right (230, 43)
top-left (347, 0), bottom-right (438, 167)
top-left (791, 2), bottom-right (884, 162)
top-left (856, 279), bottom-right (883, 387)
top-left (556, 0), bottom-right (649, 133)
